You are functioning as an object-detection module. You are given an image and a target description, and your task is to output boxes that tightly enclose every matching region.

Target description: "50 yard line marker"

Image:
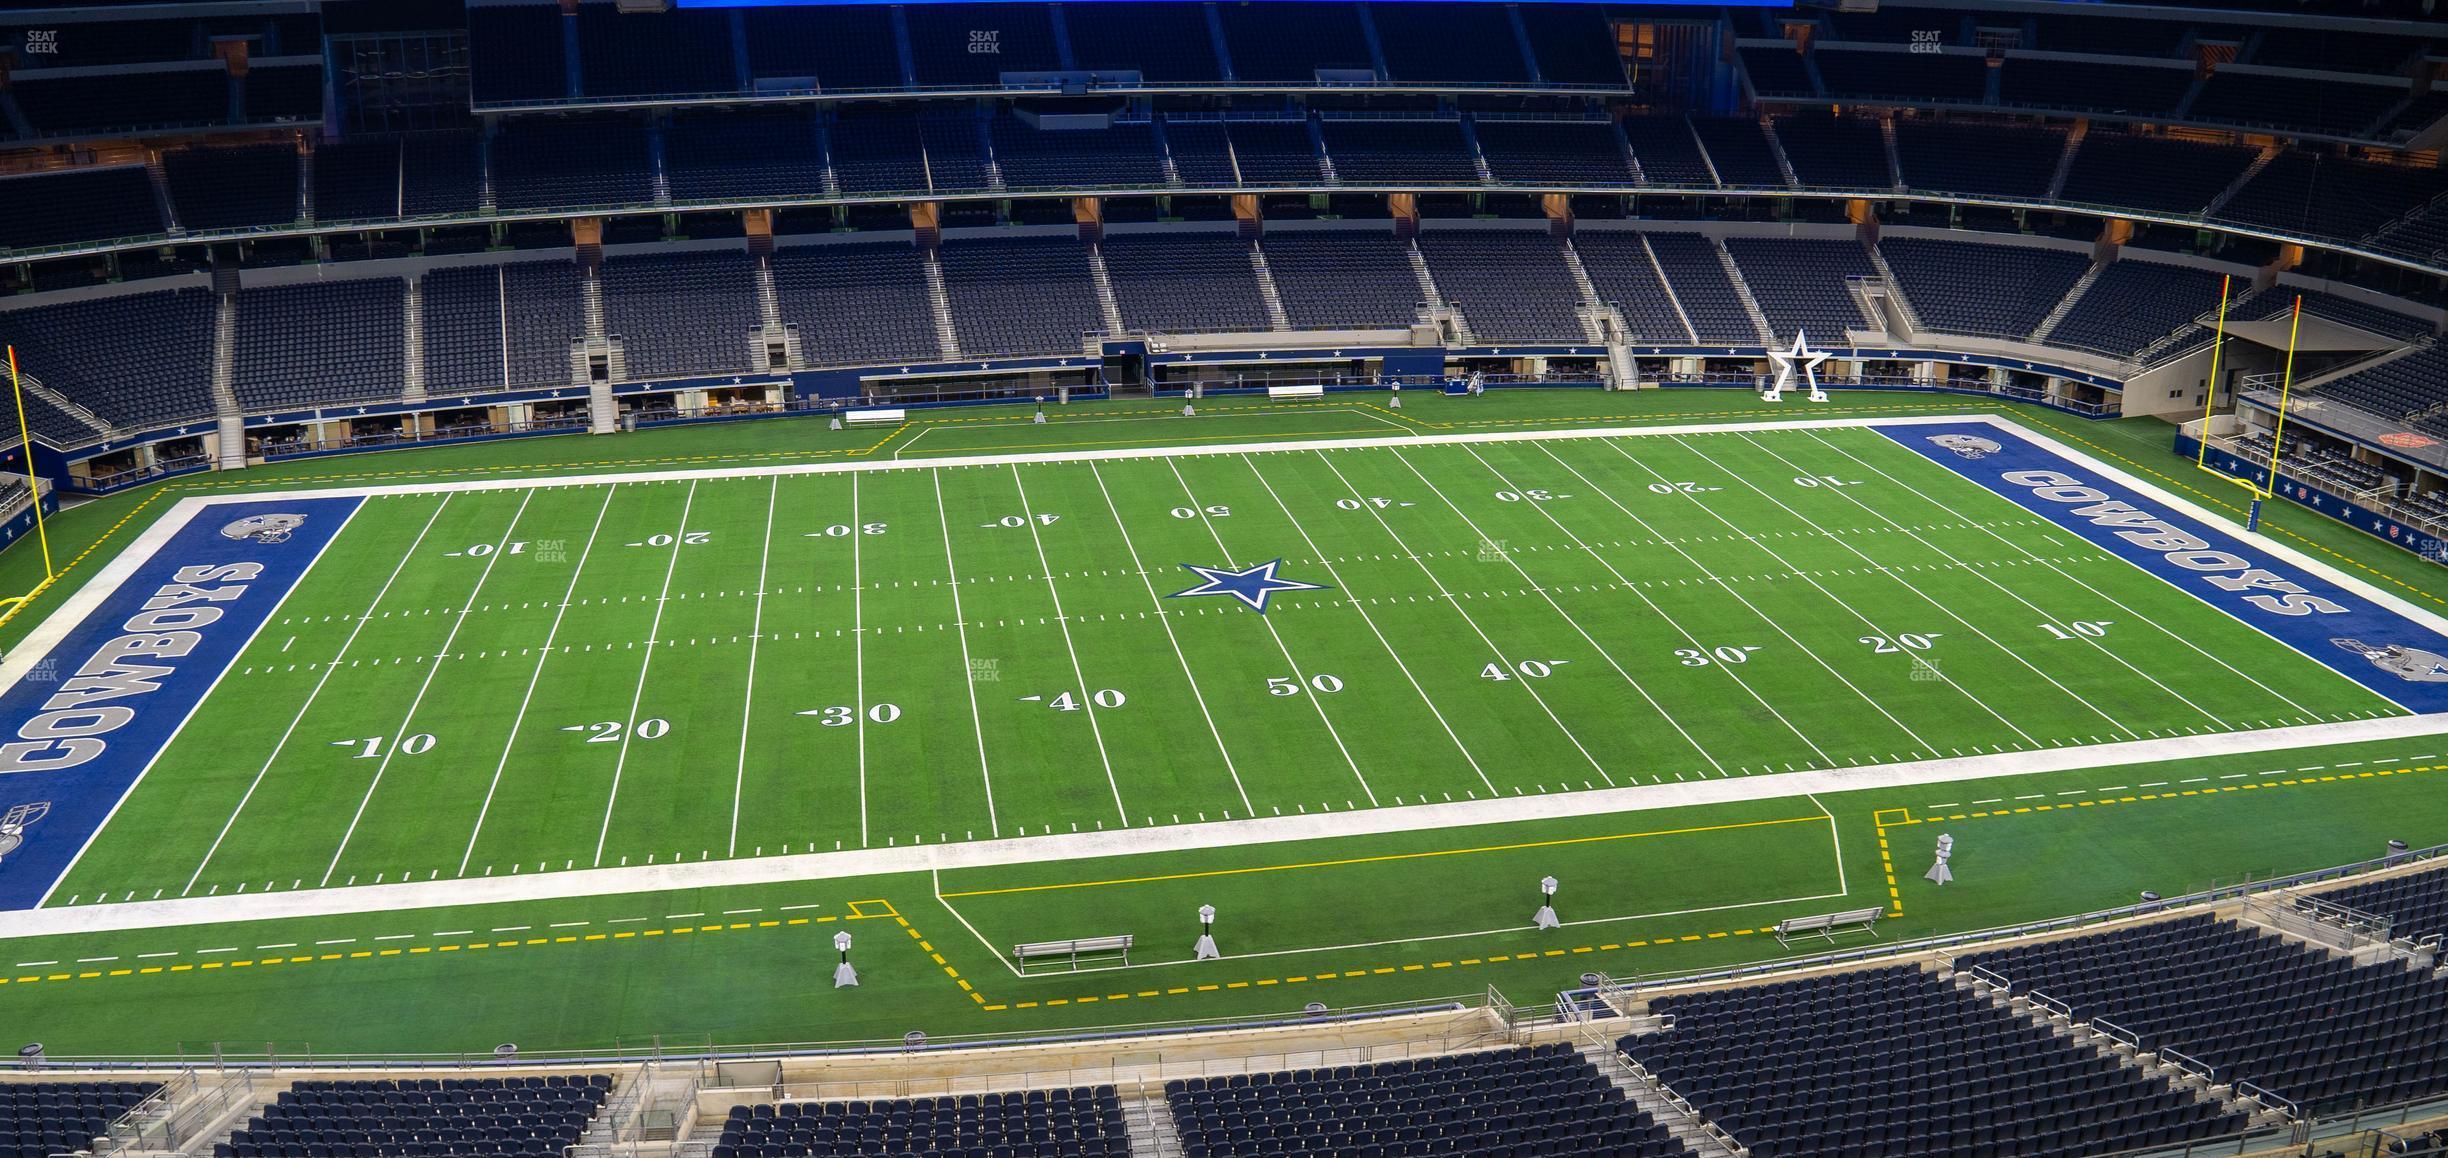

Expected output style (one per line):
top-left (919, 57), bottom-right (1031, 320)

top-left (1236, 453), bottom-right (1497, 799)
top-left (183, 494), bottom-right (456, 897)
top-left (1087, 461), bottom-right (1252, 815)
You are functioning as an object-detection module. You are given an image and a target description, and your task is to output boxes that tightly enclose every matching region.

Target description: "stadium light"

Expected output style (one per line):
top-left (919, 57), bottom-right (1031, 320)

top-left (1534, 876), bottom-right (1560, 930)
top-left (1925, 833), bottom-right (1954, 886)
top-left (833, 930), bottom-right (858, 988)
top-left (1194, 904), bottom-right (1220, 960)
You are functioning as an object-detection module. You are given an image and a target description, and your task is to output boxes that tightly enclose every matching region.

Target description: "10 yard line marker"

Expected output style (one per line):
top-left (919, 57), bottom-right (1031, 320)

top-left (1775, 430), bottom-right (2235, 726)
top-left (322, 489), bottom-right (537, 885)
top-left (1801, 429), bottom-right (2327, 720)
top-left (1700, 433), bottom-right (2147, 737)
top-left (184, 494), bottom-right (457, 897)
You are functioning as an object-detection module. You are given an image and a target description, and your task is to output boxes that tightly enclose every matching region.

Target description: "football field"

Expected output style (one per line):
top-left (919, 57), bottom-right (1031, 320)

top-left (10, 414), bottom-right (2444, 920)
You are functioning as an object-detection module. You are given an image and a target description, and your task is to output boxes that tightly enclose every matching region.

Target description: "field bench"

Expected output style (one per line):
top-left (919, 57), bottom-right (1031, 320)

top-left (1266, 384), bottom-right (1326, 400)
top-left (844, 407), bottom-right (907, 426)
top-left (1013, 934), bottom-right (1133, 973)
top-left (1773, 907), bottom-right (1885, 948)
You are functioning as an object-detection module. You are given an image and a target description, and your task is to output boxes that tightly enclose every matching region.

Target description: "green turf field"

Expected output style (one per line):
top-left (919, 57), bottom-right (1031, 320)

top-left (1, 390), bottom-right (2444, 1060)
top-left (48, 420), bottom-right (2404, 905)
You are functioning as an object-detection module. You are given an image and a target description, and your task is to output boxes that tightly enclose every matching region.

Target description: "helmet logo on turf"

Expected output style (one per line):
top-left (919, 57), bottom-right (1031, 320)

top-left (2331, 638), bottom-right (2448, 683)
top-left (220, 513), bottom-right (308, 544)
top-left (1928, 434), bottom-right (2003, 460)
top-left (0, 802), bottom-right (50, 865)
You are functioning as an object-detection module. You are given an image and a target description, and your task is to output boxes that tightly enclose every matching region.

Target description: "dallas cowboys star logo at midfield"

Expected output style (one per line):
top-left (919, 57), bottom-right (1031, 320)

top-left (1169, 559), bottom-right (1329, 613)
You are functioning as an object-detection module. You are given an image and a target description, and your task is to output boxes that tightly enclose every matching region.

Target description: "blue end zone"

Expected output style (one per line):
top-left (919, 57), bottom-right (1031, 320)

top-left (0, 497), bottom-right (360, 909)
top-left (1877, 422), bottom-right (2448, 715)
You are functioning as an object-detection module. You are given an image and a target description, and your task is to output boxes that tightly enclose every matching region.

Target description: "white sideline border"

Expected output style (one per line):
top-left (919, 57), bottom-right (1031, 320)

top-left (4, 412), bottom-right (2446, 940)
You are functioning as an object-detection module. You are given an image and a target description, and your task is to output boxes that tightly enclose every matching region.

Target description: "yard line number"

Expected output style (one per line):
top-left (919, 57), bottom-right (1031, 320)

top-left (565, 719), bottom-right (671, 743)
top-left (333, 734), bottom-right (435, 759)
top-left (1268, 674), bottom-right (1345, 696)
top-left (1860, 633), bottom-right (1942, 654)
top-left (1481, 659), bottom-right (1569, 681)
top-left (1675, 645), bottom-right (1761, 667)
top-left (798, 704), bottom-right (903, 726)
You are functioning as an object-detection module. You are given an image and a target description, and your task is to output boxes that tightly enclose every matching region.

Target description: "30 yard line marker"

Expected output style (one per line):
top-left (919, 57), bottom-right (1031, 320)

top-left (853, 473), bottom-right (871, 846)
top-left (1459, 444), bottom-right (1826, 767)
top-left (183, 494), bottom-right (457, 897)
top-left (322, 489), bottom-right (537, 885)
top-left (1682, 433), bottom-right (2131, 739)
top-left (457, 485), bottom-right (618, 876)
top-left (728, 476), bottom-right (779, 858)
top-left (1542, 441), bottom-right (1934, 754)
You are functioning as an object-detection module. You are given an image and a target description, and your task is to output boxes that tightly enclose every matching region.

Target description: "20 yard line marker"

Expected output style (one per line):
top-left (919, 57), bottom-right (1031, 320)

top-left (457, 485), bottom-right (618, 876)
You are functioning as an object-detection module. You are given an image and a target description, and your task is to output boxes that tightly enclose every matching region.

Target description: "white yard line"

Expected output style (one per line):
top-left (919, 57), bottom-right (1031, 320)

top-left (1802, 429), bottom-right (2329, 719)
top-left (1673, 433), bottom-right (2138, 739)
top-left (1231, 455), bottom-right (1496, 798)
top-left (931, 470), bottom-right (1000, 839)
top-left (24, 711), bottom-right (2448, 939)
top-left (456, 486), bottom-right (619, 875)
top-left (728, 477), bottom-right (780, 858)
top-left (1535, 441), bottom-right (1936, 757)
top-left (593, 480), bottom-right (700, 866)
top-left (181, 496), bottom-right (456, 897)
top-left (321, 489), bottom-right (537, 885)
top-left (1166, 458), bottom-right (1378, 804)
top-left (1600, 438), bottom-right (2034, 747)
top-left (1456, 444), bottom-right (1831, 766)
top-left (1009, 464), bottom-right (1130, 826)
top-left (1733, 431), bottom-right (2224, 729)
top-left (852, 473), bottom-right (870, 847)
top-left (1307, 449), bottom-right (1623, 788)
top-left (1398, 445), bottom-right (1731, 780)
top-left (1086, 461), bottom-right (1252, 814)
